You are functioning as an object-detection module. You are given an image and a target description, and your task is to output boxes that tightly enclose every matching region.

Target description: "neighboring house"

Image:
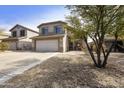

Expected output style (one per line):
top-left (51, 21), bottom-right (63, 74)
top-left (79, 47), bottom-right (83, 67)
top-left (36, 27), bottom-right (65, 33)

top-left (31, 21), bottom-right (69, 52)
top-left (1, 24), bottom-right (38, 50)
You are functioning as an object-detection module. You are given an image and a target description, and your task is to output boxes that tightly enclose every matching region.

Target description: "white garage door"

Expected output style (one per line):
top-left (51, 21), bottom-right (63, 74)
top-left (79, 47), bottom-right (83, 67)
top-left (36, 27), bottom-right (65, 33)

top-left (36, 40), bottom-right (59, 52)
top-left (7, 42), bottom-right (17, 50)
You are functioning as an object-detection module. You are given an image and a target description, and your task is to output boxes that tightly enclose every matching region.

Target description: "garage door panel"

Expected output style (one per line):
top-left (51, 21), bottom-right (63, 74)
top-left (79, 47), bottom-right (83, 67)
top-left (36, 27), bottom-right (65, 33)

top-left (36, 40), bottom-right (58, 52)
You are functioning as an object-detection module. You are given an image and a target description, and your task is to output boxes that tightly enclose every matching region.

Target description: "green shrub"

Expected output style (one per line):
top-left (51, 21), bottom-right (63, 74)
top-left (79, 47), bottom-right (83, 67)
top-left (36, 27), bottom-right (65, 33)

top-left (0, 42), bottom-right (8, 52)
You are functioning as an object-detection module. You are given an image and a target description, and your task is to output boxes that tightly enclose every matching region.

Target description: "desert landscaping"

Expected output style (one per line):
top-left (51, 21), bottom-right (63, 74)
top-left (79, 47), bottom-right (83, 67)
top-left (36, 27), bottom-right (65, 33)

top-left (0, 51), bottom-right (123, 88)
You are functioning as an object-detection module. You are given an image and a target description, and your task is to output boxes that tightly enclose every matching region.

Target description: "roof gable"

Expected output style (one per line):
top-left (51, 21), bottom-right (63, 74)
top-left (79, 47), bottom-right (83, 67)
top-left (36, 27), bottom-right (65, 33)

top-left (37, 21), bottom-right (67, 28)
top-left (9, 24), bottom-right (39, 34)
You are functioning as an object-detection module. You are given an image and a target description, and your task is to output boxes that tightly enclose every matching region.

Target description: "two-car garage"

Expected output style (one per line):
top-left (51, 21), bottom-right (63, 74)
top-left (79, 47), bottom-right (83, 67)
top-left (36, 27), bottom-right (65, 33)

top-left (36, 39), bottom-right (59, 52)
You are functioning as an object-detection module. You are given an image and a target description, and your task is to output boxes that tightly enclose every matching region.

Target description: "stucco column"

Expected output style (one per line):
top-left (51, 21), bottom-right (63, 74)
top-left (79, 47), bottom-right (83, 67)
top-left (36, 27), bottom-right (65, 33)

top-left (63, 34), bottom-right (67, 52)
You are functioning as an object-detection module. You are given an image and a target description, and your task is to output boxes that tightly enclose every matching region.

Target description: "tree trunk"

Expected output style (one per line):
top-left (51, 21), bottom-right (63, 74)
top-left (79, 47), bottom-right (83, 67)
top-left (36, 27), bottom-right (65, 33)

top-left (84, 37), bottom-right (98, 66)
top-left (73, 40), bottom-right (75, 50)
top-left (114, 32), bottom-right (118, 52)
top-left (102, 42), bottom-right (114, 67)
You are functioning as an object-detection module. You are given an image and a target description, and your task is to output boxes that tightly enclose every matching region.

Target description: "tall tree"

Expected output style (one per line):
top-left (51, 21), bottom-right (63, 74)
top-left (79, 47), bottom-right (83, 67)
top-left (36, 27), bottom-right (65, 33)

top-left (66, 5), bottom-right (124, 68)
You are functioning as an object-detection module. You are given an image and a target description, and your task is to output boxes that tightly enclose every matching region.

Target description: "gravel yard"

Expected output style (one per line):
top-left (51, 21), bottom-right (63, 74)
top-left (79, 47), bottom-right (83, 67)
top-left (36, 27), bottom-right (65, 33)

top-left (0, 51), bottom-right (124, 88)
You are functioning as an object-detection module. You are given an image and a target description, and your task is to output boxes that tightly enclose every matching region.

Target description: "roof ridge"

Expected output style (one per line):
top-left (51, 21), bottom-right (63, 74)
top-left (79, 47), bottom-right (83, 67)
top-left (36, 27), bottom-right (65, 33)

top-left (37, 20), bottom-right (67, 28)
top-left (9, 24), bottom-right (39, 34)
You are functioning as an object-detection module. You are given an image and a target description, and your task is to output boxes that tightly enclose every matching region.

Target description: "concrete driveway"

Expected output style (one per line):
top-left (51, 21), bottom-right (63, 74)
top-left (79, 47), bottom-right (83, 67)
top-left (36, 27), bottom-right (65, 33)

top-left (0, 51), bottom-right (58, 84)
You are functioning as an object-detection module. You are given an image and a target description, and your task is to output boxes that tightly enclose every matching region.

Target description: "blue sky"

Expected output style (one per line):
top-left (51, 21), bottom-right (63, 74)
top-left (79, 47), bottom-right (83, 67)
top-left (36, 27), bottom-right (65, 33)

top-left (0, 5), bottom-right (69, 31)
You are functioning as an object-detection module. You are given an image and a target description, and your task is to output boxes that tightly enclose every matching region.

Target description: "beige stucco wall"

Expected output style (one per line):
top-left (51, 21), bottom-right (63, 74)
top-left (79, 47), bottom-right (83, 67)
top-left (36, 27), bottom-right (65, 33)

top-left (11, 26), bottom-right (38, 39)
top-left (39, 23), bottom-right (65, 35)
top-left (63, 29), bottom-right (68, 52)
top-left (11, 26), bottom-right (27, 37)
top-left (27, 30), bottom-right (38, 39)
top-left (32, 39), bottom-right (35, 51)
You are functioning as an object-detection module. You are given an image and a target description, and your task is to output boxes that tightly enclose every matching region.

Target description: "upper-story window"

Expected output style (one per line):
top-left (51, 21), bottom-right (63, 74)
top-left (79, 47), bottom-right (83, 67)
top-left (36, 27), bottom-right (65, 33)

top-left (12, 31), bottom-right (17, 37)
top-left (20, 30), bottom-right (26, 37)
top-left (42, 27), bottom-right (48, 35)
top-left (54, 25), bottom-right (63, 34)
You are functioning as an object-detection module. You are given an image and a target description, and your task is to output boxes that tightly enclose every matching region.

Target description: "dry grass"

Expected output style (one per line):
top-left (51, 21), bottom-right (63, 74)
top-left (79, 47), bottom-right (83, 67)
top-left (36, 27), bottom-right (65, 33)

top-left (0, 52), bottom-right (124, 88)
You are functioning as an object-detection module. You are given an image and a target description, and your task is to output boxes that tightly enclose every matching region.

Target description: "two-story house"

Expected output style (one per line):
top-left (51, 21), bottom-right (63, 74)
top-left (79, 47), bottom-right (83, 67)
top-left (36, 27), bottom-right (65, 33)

top-left (2, 24), bottom-right (39, 50)
top-left (31, 21), bottom-right (69, 52)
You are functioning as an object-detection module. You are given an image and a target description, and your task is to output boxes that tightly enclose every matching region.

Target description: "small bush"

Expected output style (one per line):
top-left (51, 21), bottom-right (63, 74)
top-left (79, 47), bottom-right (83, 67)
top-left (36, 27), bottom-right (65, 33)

top-left (0, 42), bottom-right (8, 52)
